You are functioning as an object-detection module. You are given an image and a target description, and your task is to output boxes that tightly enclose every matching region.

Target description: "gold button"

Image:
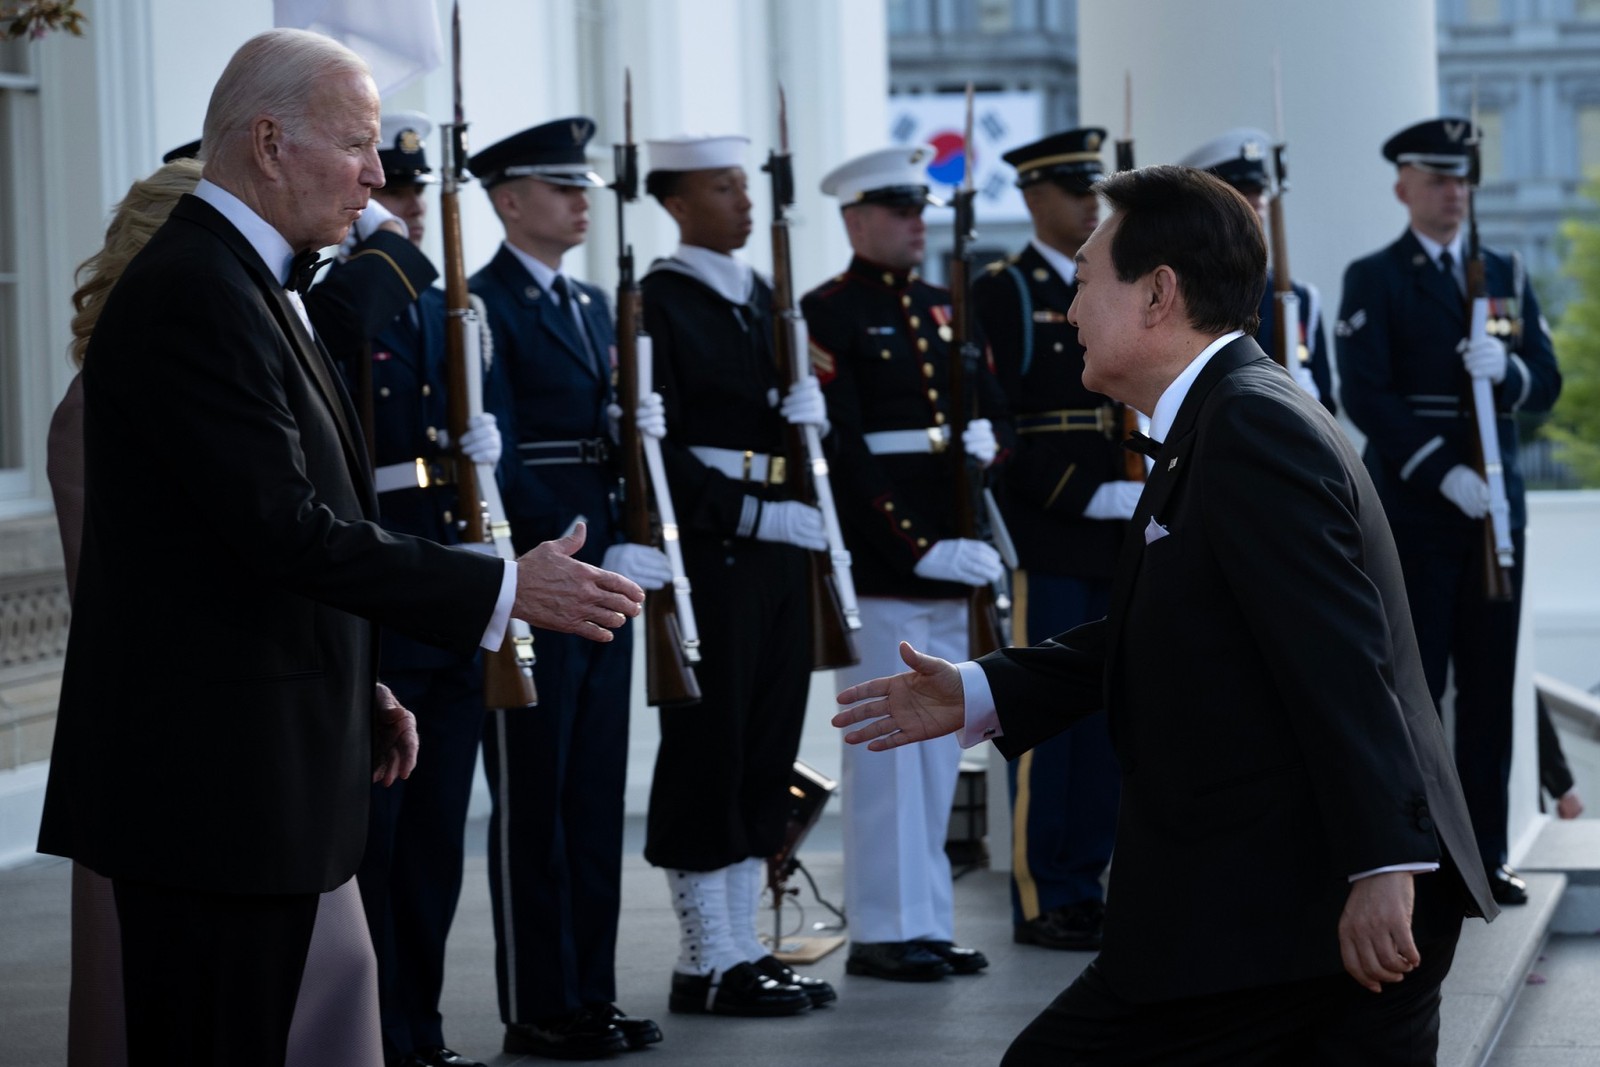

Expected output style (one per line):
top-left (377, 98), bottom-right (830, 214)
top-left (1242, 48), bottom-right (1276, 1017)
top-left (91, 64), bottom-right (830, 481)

top-left (881, 349), bottom-right (893, 360)
top-left (900, 519), bottom-right (912, 529)
top-left (379, 386), bottom-right (391, 398)
top-left (917, 338), bottom-right (929, 352)
top-left (1034, 268), bottom-right (1049, 282)
top-left (934, 412), bottom-right (946, 425)
top-left (927, 388), bottom-right (939, 401)
top-left (901, 295), bottom-right (912, 308)
top-left (425, 426), bottom-right (438, 442)
top-left (421, 384), bottom-right (432, 397)
top-left (443, 510), bottom-right (453, 524)
top-left (916, 537), bottom-right (929, 548)
top-left (884, 501), bottom-right (895, 512)
top-left (882, 272), bottom-right (895, 286)
top-left (938, 325), bottom-right (953, 342)
top-left (923, 362), bottom-right (935, 377)
top-left (909, 315), bottom-right (921, 329)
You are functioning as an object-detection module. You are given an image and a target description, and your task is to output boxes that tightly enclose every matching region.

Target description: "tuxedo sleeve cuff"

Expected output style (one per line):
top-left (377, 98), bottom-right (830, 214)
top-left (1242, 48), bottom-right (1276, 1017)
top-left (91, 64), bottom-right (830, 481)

top-left (479, 560), bottom-right (518, 651)
top-left (957, 660), bottom-right (1001, 748)
top-left (1348, 862), bottom-right (1439, 883)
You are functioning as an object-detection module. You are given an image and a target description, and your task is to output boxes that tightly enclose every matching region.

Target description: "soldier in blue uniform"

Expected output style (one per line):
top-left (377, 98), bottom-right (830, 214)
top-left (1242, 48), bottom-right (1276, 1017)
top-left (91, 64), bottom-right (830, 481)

top-left (324, 110), bottom-right (500, 1067)
top-left (467, 119), bottom-right (671, 1059)
top-left (1337, 117), bottom-right (1562, 906)
top-left (639, 133), bottom-right (830, 1019)
top-left (971, 128), bottom-right (1133, 955)
top-left (1180, 127), bottom-right (1336, 414)
top-left (804, 145), bottom-right (1001, 983)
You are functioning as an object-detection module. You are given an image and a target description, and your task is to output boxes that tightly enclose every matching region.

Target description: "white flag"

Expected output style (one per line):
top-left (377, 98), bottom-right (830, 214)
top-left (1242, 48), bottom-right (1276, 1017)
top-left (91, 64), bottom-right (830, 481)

top-left (275, 0), bottom-right (443, 98)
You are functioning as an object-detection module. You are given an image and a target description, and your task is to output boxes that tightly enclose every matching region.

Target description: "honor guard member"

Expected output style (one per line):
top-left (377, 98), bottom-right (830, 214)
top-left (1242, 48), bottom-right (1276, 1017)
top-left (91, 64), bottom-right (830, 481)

top-left (1180, 127), bottom-right (1336, 413)
top-left (468, 118), bottom-right (670, 1059)
top-left (323, 110), bottom-right (499, 1067)
top-left (803, 145), bottom-right (999, 982)
top-left (1337, 117), bottom-right (1561, 906)
top-left (971, 128), bottom-right (1130, 954)
top-left (639, 132), bottom-right (833, 1018)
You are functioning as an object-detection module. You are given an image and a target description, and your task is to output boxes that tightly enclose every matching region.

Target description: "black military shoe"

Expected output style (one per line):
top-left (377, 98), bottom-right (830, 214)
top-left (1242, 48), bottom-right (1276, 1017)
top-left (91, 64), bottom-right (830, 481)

top-left (913, 939), bottom-right (988, 974)
top-left (1014, 900), bottom-right (1104, 951)
top-left (503, 1013), bottom-right (628, 1060)
top-left (398, 1049), bottom-right (485, 1067)
top-left (584, 1003), bottom-right (662, 1050)
top-left (668, 961), bottom-right (812, 1017)
top-left (755, 954), bottom-right (838, 1007)
top-left (1489, 864), bottom-right (1529, 906)
top-left (844, 941), bottom-right (952, 982)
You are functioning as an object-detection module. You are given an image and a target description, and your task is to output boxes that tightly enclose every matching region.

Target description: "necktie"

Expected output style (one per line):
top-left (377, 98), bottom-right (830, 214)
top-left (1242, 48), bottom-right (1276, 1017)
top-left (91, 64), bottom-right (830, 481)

top-left (1125, 430), bottom-right (1163, 459)
top-left (1439, 250), bottom-right (1464, 297)
top-left (286, 250), bottom-right (329, 293)
top-left (552, 275), bottom-right (601, 375)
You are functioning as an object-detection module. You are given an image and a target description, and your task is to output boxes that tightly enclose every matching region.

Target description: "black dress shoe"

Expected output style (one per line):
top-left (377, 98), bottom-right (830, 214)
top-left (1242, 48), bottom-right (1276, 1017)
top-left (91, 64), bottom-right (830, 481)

top-left (397, 1051), bottom-right (486, 1067)
top-left (1014, 900), bottom-right (1104, 951)
top-left (1489, 864), bottom-right (1529, 906)
top-left (503, 1014), bottom-right (628, 1060)
top-left (584, 1003), bottom-right (663, 1050)
top-left (844, 941), bottom-right (952, 982)
top-left (668, 961), bottom-right (812, 1017)
top-left (755, 954), bottom-right (838, 1006)
top-left (913, 939), bottom-right (988, 974)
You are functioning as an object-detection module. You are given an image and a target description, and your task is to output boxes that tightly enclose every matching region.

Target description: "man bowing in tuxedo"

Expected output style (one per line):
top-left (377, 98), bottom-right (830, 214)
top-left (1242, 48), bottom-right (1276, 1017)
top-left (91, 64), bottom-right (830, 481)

top-left (834, 164), bottom-right (1496, 1066)
top-left (38, 29), bottom-right (642, 1067)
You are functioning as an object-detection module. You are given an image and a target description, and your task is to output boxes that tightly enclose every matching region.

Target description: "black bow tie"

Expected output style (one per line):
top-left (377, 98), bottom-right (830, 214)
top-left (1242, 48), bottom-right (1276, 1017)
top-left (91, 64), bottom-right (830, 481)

top-left (286, 251), bottom-right (330, 293)
top-left (1124, 430), bottom-right (1163, 459)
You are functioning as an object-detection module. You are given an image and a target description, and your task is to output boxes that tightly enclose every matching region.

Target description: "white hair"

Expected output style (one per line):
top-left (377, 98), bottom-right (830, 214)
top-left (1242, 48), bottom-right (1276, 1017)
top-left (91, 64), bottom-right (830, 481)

top-left (201, 28), bottom-right (370, 158)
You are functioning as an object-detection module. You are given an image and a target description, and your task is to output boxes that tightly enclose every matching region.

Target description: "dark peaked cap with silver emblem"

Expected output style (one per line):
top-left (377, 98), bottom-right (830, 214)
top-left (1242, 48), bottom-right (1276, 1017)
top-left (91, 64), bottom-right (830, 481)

top-left (1382, 117), bottom-right (1479, 176)
top-left (1003, 128), bottom-right (1107, 192)
top-left (468, 117), bottom-right (606, 189)
top-left (1180, 127), bottom-right (1272, 191)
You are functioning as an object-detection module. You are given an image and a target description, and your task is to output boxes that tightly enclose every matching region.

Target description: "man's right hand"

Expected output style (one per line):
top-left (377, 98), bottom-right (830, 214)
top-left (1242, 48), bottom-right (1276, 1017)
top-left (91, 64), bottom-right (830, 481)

top-left (513, 521), bottom-right (644, 642)
top-left (833, 641), bottom-right (967, 752)
top-left (1439, 464), bottom-right (1490, 520)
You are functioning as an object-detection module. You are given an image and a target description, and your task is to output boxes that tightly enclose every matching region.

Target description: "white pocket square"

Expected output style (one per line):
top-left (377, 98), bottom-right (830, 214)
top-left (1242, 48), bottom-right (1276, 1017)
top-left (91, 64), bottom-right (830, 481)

top-left (1144, 517), bottom-right (1170, 545)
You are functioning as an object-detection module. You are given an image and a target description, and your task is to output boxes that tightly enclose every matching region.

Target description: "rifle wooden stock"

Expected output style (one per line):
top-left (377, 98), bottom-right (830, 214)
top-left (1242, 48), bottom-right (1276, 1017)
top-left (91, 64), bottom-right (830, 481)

top-left (1462, 256), bottom-right (1515, 602)
top-left (1267, 195), bottom-right (1297, 371)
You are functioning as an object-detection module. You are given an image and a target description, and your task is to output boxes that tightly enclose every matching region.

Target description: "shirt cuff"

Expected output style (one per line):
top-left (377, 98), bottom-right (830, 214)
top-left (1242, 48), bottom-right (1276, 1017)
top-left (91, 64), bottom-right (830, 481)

top-left (1348, 862), bottom-right (1439, 883)
top-left (479, 559), bottom-right (518, 651)
top-left (957, 660), bottom-right (1001, 749)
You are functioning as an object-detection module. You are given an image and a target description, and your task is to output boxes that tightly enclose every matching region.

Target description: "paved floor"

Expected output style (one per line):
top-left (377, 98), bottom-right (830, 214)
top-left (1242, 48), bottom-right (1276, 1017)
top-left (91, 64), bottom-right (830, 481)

top-left (1488, 934), bottom-right (1600, 1067)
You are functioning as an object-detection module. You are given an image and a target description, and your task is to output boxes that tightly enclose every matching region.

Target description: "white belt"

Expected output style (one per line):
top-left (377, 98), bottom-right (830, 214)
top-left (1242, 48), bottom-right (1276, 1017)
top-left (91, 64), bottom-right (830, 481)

top-left (373, 458), bottom-right (449, 494)
top-left (863, 426), bottom-right (950, 455)
top-left (689, 445), bottom-right (786, 485)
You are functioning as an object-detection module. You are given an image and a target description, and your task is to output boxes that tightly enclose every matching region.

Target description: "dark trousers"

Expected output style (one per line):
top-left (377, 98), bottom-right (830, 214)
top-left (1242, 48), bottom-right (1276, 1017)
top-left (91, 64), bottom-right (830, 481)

top-left (1397, 524), bottom-right (1525, 870)
top-left (1007, 569), bottom-right (1119, 923)
top-left (644, 537), bottom-right (811, 871)
top-left (358, 659), bottom-right (484, 1059)
top-left (113, 878), bottom-right (319, 1067)
top-left (482, 621), bottom-right (632, 1023)
top-left (1002, 921), bottom-right (1460, 1066)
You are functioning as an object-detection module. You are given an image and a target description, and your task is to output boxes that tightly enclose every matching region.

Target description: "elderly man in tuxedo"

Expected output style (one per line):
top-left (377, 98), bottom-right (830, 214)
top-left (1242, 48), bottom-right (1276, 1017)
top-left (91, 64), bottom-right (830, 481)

top-left (37, 29), bottom-right (642, 1067)
top-left (834, 164), bottom-right (1496, 1066)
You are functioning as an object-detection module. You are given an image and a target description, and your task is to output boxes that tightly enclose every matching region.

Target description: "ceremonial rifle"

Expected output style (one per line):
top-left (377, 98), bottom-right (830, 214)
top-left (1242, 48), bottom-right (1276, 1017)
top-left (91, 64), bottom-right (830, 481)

top-left (613, 70), bottom-right (703, 706)
top-left (764, 86), bottom-right (860, 670)
top-left (1267, 56), bottom-right (1299, 372)
top-left (1462, 89), bottom-right (1516, 601)
top-left (947, 83), bottom-right (1006, 658)
top-left (441, 1), bottom-right (538, 706)
top-left (1113, 72), bottom-right (1146, 484)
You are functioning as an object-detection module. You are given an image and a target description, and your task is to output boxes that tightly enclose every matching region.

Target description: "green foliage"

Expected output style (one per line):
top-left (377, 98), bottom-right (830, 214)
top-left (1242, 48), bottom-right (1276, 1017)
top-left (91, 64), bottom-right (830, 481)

top-left (1550, 176), bottom-right (1600, 487)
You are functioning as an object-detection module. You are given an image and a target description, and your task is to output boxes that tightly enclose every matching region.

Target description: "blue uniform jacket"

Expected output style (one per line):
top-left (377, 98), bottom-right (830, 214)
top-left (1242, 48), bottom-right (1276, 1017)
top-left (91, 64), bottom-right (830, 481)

top-left (1257, 272), bottom-right (1337, 417)
top-left (1336, 228), bottom-right (1560, 532)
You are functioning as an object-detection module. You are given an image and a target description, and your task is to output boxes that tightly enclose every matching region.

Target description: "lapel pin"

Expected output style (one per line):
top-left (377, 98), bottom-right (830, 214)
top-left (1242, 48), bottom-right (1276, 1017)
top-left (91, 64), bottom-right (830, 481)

top-left (525, 286), bottom-right (542, 301)
top-left (1168, 457), bottom-right (1179, 471)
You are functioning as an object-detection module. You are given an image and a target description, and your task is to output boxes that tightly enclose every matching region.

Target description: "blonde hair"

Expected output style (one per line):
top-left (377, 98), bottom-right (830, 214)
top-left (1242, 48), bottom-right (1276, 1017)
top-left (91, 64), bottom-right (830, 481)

top-left (69, 157), bottom-right (203, 366)
top-left (202, 28), bottom-right (370, 160)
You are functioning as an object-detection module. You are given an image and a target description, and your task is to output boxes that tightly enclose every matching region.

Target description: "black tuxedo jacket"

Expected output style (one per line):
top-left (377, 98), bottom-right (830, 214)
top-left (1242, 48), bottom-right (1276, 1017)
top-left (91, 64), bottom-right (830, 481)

top-left (39, 195), bottom-right (503, 895)
top-left (979, 336), bottom-right (1496, 1002)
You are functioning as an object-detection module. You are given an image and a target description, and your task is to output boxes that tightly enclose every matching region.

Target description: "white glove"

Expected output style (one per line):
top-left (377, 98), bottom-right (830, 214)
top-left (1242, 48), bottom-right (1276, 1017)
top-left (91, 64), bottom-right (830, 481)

top-left (1082, 480), bottom-right (1143, 521)
top-left (1292, 362), bottom-right (1322, 402)
top-left (754, 500), bottom-right (828, 551)
top-left (338, 198), bottom-right (407, 260)
top-left (963, 418), bottom-right (998, 466)
top-left (1440, 464), bottom-right (1490, 519)
top-left (1458, 336), bottom-right (1508, 384)
top-left (636, 391), bottom-right (667, 440)
top-left (913, 538), bottom-right (1004, 586)
top-left (457, 412), bottom-right (501, 467)
top-left (601, 542), bottom-right (674, 591)
top-left (779, 376), bottom-right (830, 437)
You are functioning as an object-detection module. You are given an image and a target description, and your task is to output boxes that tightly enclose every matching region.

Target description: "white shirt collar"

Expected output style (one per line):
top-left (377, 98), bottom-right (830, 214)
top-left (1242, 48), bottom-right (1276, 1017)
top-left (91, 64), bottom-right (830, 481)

top-left (502, 240), bottom-right (563, 295)
top-left (669, 243), bottom-right (754, 305)
top-left (1149, 331), bottom-right (1246, 445)
top-left (193, 178), bottom-right (297, 287)
top-left (1029, 237), bottom-right (1077, 286)
top-left (1410, 227), bottom-right (1463, 269)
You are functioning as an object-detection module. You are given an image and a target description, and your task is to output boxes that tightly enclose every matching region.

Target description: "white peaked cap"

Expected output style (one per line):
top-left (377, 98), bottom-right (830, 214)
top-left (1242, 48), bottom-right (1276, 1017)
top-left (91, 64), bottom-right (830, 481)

top-left (381, 109), bottom-right (434, 145)
top-left (819, 144), bottom-right (938, 203)
top-left (1179, 127), bottom-right (1272, 172)
top-left (647, 134), bottom-right (750, 172)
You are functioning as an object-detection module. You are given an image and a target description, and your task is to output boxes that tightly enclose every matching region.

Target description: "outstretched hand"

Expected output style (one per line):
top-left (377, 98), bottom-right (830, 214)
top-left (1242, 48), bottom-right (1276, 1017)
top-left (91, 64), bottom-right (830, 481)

top-left (513, 522), bottom-right (644, 643)
top-left (1338, 871), bottom-right (1419, 993)
top-left (832, 641), bottom-right (967, 751)
top-left (372, 682), bottom-right (419, 787)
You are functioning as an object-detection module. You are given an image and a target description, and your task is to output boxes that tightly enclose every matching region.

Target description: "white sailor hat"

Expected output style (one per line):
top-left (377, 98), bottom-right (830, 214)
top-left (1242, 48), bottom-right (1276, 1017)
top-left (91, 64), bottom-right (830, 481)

top-left (646, 134), bottom-right (750, 173)
top-left (1180, 128), bottom-right (1272, 191)
top-left (819, 145), bottom-right (943, 207)
top-left (379, 109), bottom-right (437, 185)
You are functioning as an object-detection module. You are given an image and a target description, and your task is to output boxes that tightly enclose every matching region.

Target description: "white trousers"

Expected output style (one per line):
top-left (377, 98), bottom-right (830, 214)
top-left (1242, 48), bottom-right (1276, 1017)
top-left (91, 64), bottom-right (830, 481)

top-left (836, 596), bottom-right (966, 942)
